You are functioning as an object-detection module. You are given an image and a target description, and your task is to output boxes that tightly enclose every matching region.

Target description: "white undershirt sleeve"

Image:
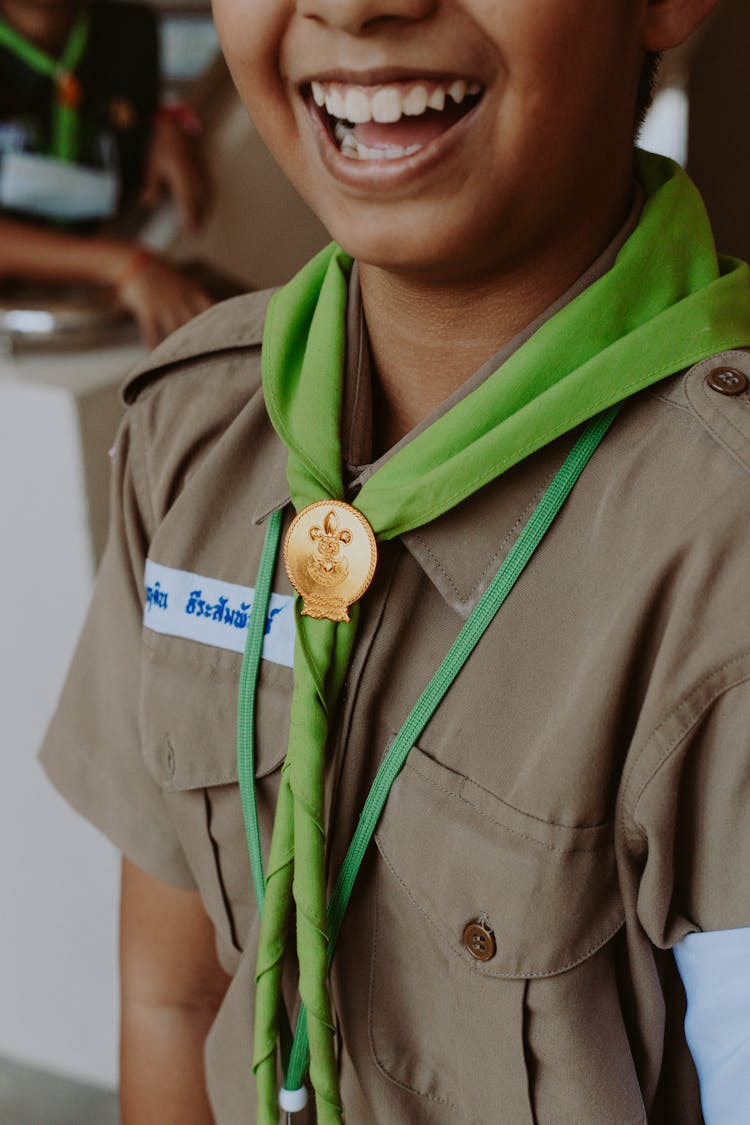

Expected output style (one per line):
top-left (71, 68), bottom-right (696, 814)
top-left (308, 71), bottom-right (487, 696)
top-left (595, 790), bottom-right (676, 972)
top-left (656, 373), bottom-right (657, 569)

top-left (673, 927), bottom-right (750, 1124)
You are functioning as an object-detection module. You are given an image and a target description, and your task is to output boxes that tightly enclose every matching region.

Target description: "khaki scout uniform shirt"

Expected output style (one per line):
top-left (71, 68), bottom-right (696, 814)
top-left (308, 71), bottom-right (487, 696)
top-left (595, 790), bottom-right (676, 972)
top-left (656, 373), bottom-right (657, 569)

top-left (41, 234), bottom-right (750, 1124)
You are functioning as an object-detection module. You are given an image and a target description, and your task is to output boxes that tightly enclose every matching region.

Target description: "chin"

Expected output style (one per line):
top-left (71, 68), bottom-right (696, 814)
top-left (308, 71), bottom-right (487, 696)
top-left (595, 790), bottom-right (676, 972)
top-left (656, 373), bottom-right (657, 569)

top-left (321, 206), bottom-right (488, 280)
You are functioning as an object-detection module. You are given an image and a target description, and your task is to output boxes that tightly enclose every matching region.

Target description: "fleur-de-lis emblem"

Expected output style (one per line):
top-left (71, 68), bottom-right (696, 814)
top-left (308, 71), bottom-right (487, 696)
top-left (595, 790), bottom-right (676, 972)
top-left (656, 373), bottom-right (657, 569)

top-left (309, 510), bottom-right (352, 558)
top-left (306, 510), bottom-right (351, 599)
top-left (284, 500), bottom-right (378, 622)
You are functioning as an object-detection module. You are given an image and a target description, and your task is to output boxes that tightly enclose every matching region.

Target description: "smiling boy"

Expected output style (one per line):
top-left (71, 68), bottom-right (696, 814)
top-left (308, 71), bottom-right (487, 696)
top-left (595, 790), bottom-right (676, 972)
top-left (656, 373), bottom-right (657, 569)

top-left (39, 1), bottom-right (750, 1123)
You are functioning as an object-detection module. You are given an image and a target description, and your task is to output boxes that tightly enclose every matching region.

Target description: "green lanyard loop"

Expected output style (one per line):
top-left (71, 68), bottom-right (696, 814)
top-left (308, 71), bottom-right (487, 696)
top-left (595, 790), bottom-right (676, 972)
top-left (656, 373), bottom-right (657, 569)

top-left (236, 505), bottom-right (295, 1071)
top-left (0, 5), bottom-right (90, 162)
top-left (237, 403), bottom-right (620, 1112)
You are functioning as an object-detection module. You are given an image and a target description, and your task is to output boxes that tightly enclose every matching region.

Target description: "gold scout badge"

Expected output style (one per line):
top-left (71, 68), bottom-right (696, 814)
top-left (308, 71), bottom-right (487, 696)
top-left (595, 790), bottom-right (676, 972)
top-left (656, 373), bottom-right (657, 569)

top-left (283, 500), bottom-right (377, 622)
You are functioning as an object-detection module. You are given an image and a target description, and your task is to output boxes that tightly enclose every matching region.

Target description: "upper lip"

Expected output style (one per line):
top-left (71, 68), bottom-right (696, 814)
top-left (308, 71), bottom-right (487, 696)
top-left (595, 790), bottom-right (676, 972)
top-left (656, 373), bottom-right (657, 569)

top-left (296, 66), bottom-right (482, 89)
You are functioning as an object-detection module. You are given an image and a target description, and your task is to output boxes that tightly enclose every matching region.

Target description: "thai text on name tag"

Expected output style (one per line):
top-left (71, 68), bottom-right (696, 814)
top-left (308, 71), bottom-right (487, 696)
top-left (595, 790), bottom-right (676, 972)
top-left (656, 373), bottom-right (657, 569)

top-left (142, 559), bottom-right (295, 667)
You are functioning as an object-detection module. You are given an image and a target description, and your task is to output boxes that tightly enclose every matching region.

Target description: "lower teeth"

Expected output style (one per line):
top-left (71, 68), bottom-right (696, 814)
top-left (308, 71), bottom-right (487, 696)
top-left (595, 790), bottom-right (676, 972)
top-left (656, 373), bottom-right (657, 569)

top-left (334, 121), bottom-right (422, 161)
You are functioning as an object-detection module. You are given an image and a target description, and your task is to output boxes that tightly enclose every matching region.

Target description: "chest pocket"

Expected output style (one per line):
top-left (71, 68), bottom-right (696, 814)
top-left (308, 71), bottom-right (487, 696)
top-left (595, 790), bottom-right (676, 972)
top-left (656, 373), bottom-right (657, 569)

top-left (139, 630), bottom-right (292, 969)
top-left (369, 745), bottom-right (645, 1125)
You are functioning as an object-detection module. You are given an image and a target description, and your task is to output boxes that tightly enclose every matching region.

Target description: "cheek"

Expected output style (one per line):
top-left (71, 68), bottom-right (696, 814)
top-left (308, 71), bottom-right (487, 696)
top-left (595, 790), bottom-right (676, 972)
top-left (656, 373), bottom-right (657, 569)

top-left (498, 12), bottom-right (638, 161)
top-left (211, 0), bottom-right (291, 125)
top-left (211, 0), bottom-right (315, 193)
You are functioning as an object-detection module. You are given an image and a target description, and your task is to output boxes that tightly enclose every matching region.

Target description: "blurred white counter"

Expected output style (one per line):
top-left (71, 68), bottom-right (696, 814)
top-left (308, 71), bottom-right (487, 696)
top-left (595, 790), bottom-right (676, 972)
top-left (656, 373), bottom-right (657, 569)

top-left (0, 342), bottom-right (143, 1087)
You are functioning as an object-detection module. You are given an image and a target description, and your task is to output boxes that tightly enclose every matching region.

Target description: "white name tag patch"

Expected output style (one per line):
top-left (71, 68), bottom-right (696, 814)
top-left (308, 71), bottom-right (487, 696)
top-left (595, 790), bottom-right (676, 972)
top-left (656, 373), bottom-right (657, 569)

top-left (143, 560), bottom-right (295, 667)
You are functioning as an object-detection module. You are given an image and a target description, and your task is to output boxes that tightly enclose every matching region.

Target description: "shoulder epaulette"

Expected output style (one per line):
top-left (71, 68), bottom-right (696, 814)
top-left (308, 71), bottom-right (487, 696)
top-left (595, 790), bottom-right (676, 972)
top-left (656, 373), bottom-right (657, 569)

top-left (122, 287), bottom-right (274, 404)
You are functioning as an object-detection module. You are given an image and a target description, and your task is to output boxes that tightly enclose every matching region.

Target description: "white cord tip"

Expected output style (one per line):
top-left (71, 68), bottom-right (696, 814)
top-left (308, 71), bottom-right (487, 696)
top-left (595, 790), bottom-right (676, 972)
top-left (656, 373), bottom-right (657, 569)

top-left (279, 1086), bottom-right (309, 1113)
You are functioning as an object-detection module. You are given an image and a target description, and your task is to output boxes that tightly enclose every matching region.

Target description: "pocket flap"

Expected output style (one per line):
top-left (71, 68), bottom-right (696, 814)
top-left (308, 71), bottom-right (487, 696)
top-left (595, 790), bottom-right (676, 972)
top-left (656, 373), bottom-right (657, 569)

top-left (374, 745), bottom-right (624, 978)
top-left (140, 631), bottom-right (291, 789)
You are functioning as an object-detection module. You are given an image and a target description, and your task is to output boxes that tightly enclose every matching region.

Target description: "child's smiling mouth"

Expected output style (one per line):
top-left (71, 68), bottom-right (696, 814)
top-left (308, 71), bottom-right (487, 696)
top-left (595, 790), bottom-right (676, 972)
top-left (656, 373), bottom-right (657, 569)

top-left (305, 76), bottom-right (484, 163)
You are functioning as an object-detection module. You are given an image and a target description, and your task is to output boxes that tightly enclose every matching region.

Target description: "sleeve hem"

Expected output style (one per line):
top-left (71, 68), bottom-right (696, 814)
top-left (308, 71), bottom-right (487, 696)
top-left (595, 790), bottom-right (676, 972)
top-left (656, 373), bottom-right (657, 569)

top-left (39, 741), bottom-right (197, 891)
top-left (620, 648), bottom-right (750, 849)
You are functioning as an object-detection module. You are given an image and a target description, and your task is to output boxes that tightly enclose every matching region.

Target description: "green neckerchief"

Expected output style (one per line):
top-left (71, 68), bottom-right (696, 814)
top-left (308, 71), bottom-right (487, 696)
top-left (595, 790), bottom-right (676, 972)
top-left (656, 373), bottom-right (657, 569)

top-left (252, 151), bottom-right (750, 1123)
top-left (0, 5), bottom-right (90, 162)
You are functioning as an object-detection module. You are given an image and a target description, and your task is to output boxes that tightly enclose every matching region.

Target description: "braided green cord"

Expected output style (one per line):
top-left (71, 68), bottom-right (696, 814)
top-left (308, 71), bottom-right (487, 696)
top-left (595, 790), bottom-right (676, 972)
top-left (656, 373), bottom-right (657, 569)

top-left (253, 767), bottom-right (295, 1123)
top-left (284, 404), bottom-right (621, 1090)
top-left (237, 508), bottom-right (283, 913)
top-left (290, 724), bottom-right (342, 1122)
top-left (252, 610), bottom-right (353, 1124)
top-left (237, 509), bottom-right (295, 1120)
top-left (285, 607), bottom-right (357, 1123)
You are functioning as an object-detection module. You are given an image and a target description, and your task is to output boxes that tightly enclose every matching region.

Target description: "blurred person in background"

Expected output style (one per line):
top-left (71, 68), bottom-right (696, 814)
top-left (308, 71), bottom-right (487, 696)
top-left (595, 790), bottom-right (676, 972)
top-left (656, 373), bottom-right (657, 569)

top-left (0, 0), bottom-right (214, 345)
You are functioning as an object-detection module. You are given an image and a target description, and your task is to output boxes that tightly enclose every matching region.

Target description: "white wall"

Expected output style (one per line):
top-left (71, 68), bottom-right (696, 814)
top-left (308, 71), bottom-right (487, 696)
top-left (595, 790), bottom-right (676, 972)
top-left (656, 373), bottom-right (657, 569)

top-left (0, 350), bottom-right (142, 1086)
top-left (640, 84), bottom-right (691, 167)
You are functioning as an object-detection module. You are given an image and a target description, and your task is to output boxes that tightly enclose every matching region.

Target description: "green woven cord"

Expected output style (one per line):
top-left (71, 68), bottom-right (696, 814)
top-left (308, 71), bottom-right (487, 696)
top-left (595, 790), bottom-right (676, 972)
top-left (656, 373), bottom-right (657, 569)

top-left (252, 764), bottom-right (295, 1114)
top-left (289, 617), bottom-right (349, 1120)
top-left (253, 612), bottom-right (359, 1124)
top-left (238, 509), bottom-right (284, 914)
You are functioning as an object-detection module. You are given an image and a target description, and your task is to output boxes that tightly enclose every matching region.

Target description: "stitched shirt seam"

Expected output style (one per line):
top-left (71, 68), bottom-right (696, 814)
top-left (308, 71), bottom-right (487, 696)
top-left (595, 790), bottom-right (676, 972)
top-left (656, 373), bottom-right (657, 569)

top-left (620, 649), bottom-right (750, 846)
top-left (405, 759), bottom-right (613, 854)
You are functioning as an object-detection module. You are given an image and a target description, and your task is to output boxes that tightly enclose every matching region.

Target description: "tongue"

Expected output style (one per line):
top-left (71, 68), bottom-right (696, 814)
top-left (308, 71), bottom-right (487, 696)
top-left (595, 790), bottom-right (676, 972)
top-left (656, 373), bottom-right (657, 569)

top-left (353, 103), bottom-right (468, 149)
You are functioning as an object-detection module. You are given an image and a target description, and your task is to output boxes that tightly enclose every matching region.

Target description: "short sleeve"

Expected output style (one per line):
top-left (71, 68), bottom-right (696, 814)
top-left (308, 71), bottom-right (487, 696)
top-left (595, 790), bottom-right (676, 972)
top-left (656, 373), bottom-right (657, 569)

top-left (39, 407), bottom-right (196, 888)
top-left (623, 657), bottom-right (750, 948)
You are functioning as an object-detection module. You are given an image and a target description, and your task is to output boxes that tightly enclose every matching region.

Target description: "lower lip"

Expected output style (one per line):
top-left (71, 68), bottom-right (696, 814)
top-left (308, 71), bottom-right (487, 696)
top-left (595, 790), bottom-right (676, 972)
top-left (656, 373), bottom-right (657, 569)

top-left (305, 96), bottom-right (483, 191)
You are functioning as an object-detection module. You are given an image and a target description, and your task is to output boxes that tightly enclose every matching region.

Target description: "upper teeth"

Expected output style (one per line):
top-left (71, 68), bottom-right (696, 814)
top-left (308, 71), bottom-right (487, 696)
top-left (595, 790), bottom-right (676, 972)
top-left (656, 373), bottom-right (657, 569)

top-left (311, 78), bottom-right (481, 124)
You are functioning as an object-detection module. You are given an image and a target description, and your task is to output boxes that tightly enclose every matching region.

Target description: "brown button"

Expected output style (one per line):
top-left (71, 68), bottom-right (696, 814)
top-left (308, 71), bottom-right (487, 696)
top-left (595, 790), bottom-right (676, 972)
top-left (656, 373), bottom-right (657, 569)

top-left (706, 367), bottom-right (749, 396)
top-left (463, 920), bottom-right (497, 962)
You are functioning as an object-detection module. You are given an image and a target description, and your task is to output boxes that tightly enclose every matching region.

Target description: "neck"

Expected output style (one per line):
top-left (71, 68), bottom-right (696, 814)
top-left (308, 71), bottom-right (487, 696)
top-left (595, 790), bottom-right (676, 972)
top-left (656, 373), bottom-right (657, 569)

top-left (0, 0), bottom-right (76, 52)
top-left (359, 177), bottom-right (634, 455)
